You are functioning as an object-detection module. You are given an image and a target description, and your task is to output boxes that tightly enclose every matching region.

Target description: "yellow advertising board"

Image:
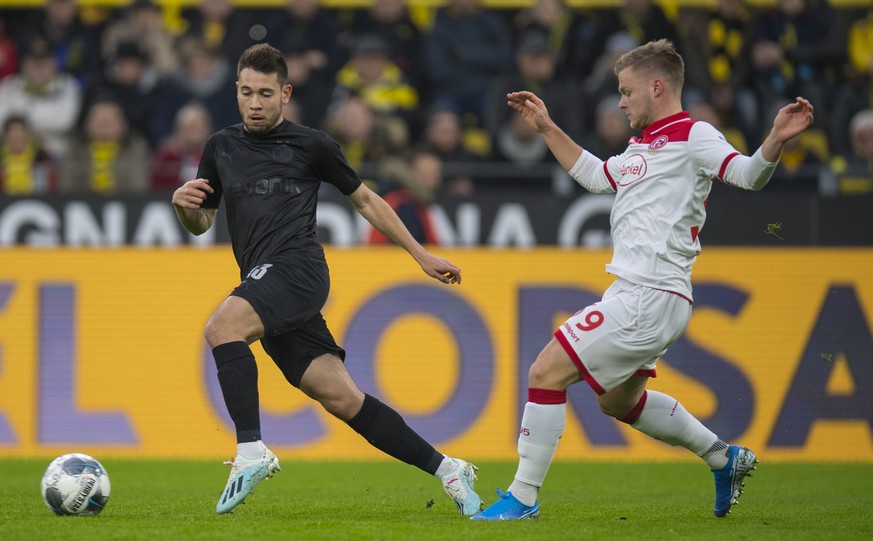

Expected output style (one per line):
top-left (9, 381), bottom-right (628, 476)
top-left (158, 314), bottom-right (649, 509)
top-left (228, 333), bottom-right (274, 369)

top-left (0, 248), bottom-right (871, 461)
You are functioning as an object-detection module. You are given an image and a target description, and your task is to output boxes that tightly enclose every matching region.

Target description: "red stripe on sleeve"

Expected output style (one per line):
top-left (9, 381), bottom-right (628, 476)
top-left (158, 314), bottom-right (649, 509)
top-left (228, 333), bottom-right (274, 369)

top-left (603, 162), bottom-right (617, 191)
top-left (718, 152), bottom-right (741, 180)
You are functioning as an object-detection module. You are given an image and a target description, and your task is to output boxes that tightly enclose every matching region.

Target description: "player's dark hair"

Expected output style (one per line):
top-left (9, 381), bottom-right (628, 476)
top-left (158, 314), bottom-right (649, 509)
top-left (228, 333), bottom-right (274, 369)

top-left (614, 39), bottom-right (685, 93)
top-left (237, 43), bottom-right (288, 86)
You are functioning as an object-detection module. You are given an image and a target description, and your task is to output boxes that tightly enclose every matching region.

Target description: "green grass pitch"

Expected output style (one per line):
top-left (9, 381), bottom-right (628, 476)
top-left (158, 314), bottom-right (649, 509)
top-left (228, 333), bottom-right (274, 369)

top-left (2, 459), bottom-right (872, 540)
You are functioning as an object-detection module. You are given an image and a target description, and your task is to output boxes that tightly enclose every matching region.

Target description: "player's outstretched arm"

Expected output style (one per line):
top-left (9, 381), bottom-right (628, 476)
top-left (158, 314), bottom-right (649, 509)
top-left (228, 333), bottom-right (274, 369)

top-left (507, 91), bottom-right (585, 171)
top-left (348, 183), bottom-right (461, 285)
top-left (172, 178), bottom-right (217, 235)
top-left (761, 97), bottom-right (814, 162)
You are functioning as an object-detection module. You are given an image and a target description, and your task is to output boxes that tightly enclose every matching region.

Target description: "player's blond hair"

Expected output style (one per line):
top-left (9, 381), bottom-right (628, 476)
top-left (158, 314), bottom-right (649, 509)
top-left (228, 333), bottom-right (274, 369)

top-left (614, 39), bottom-right (685, 94)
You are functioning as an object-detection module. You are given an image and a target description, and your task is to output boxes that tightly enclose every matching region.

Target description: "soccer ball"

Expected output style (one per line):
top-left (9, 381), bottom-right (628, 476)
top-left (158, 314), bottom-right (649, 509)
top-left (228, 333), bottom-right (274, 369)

top-left (41, 453), bottom-right (111, 516)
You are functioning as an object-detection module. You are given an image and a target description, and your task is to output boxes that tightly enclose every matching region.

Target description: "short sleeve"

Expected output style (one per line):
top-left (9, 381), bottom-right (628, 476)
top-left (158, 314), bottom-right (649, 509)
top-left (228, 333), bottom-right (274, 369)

top-left (689, 122), bottom-right (741, 181)
top-left (308, 130), bottom-right (363, 195)
top-left (198, 135), bottom-right (223, 209)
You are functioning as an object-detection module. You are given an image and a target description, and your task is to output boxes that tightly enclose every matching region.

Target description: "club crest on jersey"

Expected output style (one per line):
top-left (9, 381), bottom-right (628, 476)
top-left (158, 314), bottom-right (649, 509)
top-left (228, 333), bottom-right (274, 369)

top-left (273, 145), bottom-right (294, 162)
top-left (618, 153), bottom-right (648, 186)
top-left (648, 135), bottom-right (669, 151)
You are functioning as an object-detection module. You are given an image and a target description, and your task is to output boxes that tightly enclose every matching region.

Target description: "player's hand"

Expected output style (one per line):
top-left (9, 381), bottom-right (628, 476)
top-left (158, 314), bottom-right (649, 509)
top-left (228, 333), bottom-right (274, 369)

top-left (418, 252), bottom-right (461, 285)
top-left (172, 178), bottom-right (214, 209)
top-left (771, 97), bottom-right (814, 143)
top-left (507, 91), bottom-right (554, 134)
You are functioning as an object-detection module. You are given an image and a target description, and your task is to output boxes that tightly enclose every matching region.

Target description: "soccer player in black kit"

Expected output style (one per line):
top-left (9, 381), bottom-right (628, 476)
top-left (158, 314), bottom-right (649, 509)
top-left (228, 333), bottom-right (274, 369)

top-left (171, 44), bottom-right (482, 516)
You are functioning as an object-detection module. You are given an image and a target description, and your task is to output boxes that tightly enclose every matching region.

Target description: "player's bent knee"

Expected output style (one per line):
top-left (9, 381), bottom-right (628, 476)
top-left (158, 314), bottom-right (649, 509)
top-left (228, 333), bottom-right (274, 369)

top-left (597, 401), bottom-right (622, 418)
top-left (527, 359), bottom-right (552, 387)
top-left (204, 319), bottom-right (239, 348)
top-left (597, 395), bottom-right (633, 419)
top-left (204, 311), bottom-right (262, 348)
top-left (317, 391), bottom-right (365, 421)
top-left (203, 321), bottom-right (223, 348)
top-left (598, 389), bottom-right (646, 422)
top-left (528, 349), bottom-right (580, 390)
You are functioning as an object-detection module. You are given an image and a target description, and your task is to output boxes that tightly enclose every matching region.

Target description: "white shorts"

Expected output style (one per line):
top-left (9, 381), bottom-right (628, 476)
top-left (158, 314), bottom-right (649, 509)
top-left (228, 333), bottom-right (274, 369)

top-left (554, 278), bottom-right (692, 394)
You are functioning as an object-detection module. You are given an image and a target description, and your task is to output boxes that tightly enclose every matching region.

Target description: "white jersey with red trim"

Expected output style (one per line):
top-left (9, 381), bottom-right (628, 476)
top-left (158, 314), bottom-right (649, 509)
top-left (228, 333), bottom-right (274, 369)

top-left (569, 112), bottom-right (743, 301)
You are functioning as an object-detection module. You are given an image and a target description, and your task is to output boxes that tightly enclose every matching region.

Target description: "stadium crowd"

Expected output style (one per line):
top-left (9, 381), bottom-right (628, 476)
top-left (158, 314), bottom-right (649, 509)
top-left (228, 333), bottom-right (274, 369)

top-left (0, 0), bottom-right (871, 202)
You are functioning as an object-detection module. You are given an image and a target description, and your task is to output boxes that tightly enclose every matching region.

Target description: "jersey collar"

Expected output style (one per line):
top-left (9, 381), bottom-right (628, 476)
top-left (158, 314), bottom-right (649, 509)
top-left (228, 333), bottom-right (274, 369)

top-left (242, 119), bottom-right (287, 139)
top-left (642, 111), bottom-right (690, 139)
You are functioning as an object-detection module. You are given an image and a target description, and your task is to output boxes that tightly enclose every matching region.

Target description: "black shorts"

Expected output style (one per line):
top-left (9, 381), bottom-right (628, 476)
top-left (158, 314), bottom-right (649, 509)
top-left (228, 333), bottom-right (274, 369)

top-left (230, 253), bottom-right (345, 387)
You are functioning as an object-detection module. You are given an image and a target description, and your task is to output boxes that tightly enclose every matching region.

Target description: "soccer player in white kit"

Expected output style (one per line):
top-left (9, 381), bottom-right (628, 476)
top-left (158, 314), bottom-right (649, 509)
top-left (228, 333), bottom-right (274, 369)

top-left (472, 39), bottom-right (814, 521)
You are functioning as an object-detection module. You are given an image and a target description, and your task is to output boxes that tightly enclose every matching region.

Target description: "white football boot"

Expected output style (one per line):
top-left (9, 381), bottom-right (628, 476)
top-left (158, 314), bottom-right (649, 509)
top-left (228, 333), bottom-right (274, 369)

top-left (216, 446), bottom-right (280, 514)
top-left (439, 458), bottom-right (483, 516)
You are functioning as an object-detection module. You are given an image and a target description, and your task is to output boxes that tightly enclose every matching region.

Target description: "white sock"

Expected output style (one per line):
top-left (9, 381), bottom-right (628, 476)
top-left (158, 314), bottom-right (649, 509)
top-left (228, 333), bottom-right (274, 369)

top-left (510, 401), bottom-right (566, 506)
top-left (630, 390), bottom-right (719, 462)
top-left (434, 456), bottom-right (458, 478)
top-left (702, 440), bottom-right (731, 470)
top-left (237, 440), bottom-right (265, 459)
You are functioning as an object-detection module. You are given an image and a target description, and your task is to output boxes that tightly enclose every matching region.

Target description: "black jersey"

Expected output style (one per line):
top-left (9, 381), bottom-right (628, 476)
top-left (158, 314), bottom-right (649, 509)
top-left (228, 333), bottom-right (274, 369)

top-left (198, 120), bottom-right (362, 277)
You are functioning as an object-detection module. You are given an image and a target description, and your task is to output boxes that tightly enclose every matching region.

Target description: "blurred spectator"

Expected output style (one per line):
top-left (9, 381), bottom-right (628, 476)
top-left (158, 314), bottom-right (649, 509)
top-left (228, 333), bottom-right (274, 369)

top-left (149, 38), bottom-right (237, 144)
top-left (585, 97), bottom-right (635, 160)
top-left (589, 0), bottom-right (680, 74)
top-left (830, 7), bottom-right (873, 157)
top-left (330, 34), bottom-right (419, 137)
top-left (680, 0), bottom-right (754, 93)
top-left (17, 0), bottom-right (102, 84)
top-left (827, 109), bottom-right (873, 195)
top-left (512, 0), bottom-right (598, 77)
top-left (486, 29), bottom-right (583, 143)
top-left (767, 133), bottom-right (827, 192)
top-left (0, 37), bottom-right (82, 161)
top-left (687, 99), bottom-right (748, 155)
top-left (419, 107), bottom-right (483, 197)
top-left (282, 49), bottom-right (333, 129)
top-left (283, 98), bottom-right (302, 124)
top-left (151, 103), bottom-right (212, 191)
top-left (425, 0), bottom-right (514, 125)
top-left (0, 18), bottom-right (19, 79)
top-left (749, 0), bottom-right (846, 132)
top-left (845, 6), bottom-right (873, 78)
top-left (346, 0), bottom-right (425, 93)
top-left (101, 0), bottom-right (178, 78)
top-left (0, 115), bottom-right (58, 195)
top-left (181, 0), bottom-right (259, 66)
top-left (60, 97), bottom-right (150, 195)
top-left (269, 0), bottom-right (345, 129)
top-left (761, 100), bottom-right (828, 192)
top-left (270, 0), bottom-right (345, 82)
top-left (491, 110), bottom-right (552, 170)
top-left (324, 95), bottom-right (405, 171)
top-left (83, 40), bottom-right (158, 145)
top-left (581, 32), bottom-right (637, 130)
top-left (368, 148), bottom-right (443, 245)
top-left (679, 0), bottom-right (759, 144)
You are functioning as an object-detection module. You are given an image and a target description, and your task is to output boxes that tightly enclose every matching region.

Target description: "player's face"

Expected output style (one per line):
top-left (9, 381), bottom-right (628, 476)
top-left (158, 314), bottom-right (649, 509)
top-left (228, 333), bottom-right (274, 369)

top-left (237, 68), bottom-right (292, 133)
top-left (617, 67), bottom-right (655, 131)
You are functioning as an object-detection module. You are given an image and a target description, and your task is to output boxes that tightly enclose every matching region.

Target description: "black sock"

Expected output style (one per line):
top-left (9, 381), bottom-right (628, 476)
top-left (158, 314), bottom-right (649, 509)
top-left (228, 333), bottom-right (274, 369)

top-left (347, 394), bottom-right (444, 475)
top-left (212, 341), bottom-right (261, 443)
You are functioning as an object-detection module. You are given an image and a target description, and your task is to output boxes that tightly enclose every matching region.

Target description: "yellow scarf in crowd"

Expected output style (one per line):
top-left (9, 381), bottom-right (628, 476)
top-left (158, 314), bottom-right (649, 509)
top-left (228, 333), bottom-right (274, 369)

top-left (89, 141), bottom-right (120, 194)
top-left (1, 144), bottom-right (39, 194)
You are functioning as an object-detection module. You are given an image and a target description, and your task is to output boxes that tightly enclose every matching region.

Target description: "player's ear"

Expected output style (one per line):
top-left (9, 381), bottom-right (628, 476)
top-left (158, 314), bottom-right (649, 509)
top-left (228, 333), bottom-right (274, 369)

top-left (283, 83), bottom-right (292, 103)
top-left (651, 78), bottom-right (664, 97)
